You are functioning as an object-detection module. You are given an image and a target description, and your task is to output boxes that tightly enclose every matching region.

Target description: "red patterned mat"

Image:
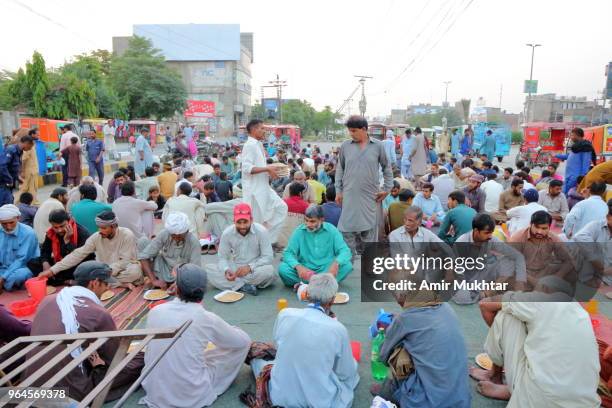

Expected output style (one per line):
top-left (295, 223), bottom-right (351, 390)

top-left (0, 286), bottom-right (152, 330)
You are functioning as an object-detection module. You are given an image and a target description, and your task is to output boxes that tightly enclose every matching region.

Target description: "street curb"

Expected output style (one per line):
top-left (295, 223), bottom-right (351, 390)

top-left (37, 160), bottom-right (134, 186)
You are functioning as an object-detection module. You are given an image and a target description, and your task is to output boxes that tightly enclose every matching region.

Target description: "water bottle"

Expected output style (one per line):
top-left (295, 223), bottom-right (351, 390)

top-left (371, 328), bottom-right (387, 382)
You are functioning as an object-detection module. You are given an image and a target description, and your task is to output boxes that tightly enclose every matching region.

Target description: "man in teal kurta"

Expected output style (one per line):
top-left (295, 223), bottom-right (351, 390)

top-left (479, 130), bottom-right (497, 161)
top-left (279, 205), bottom-right (352, 287)
top-left (70, 184), bottom-right (112, 234)
top-left (438, 191), bottom-right (476, 244)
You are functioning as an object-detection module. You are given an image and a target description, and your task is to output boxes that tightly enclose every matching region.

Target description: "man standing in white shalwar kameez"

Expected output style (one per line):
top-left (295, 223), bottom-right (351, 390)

top-left (240, 119), bottom-right (288, 244)
top-left (471, 284), bottom-right (600, 408)
top-left (141, 263), bottom-right (251, 408)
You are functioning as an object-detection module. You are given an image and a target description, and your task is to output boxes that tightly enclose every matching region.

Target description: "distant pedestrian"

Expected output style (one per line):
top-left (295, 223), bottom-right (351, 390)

top-left (135, 128), bottom-right (154, 176)
top-left (59, 124), bottom-right (80, 187)
top-left (62, 136), bottom-right (82, 187)
top-left (410, 127), bottom-right (428, 179)
top-left (400, 129), bottom-right (414, 179)
top-left (85, 130), bottom-right (105, 184)
top-left (102, 119), bottom-right (117, 160)
top-left (164, 126), bottom-right (172, 151)
top-left (16, 128), bottom-right (40, 204)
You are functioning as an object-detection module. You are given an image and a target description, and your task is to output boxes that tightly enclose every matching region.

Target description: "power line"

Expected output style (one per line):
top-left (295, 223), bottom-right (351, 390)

top-left (9, 0), bottom-right (100, 47)
top-left (377, 0), bottom-right (475, 94)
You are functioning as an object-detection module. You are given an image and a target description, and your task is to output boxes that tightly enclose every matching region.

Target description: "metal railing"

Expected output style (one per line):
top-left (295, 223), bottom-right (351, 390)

top-left (0, 320), bottom-right (191, 408)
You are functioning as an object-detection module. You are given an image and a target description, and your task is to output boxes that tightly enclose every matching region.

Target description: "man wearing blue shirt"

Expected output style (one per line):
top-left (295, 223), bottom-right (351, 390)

top-left (0, 135), bottom-right (34, 206)
top-left (85, 131), bottom-right (105, 184)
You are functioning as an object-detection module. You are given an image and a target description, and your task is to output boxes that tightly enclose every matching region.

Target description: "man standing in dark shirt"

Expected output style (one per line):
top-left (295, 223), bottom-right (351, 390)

top-left (32, 209), bottom-right (93, 286)
top-left (0, 135), bottom-right (34, 206)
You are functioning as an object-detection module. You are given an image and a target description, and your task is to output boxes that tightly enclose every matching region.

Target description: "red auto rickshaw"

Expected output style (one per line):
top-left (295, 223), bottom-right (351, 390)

top-left (517, 122), bottom-right (571, 167)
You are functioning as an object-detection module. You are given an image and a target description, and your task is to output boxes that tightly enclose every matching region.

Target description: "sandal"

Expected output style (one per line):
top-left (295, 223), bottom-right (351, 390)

top-left (207, 245), bottom-right (217, 255)
top-left (201, 245), bottom-right (209, 255)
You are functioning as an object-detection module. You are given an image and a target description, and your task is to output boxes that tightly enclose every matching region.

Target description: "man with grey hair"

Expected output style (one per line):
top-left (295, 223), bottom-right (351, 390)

top-left (66, 176), bottom-right (107, 213)
top-left (250, 273), bottom-right (359, 407)
top-left (282, 170), bottom-right (317, 203)
top-left (279, 204), bottom-right (352, 287)
top-left (388, 205), bottom-right (445, 244)
top-left (142, 263), bottom-right (250, 408)
top-left (336, 115), bottom-right (393, 257)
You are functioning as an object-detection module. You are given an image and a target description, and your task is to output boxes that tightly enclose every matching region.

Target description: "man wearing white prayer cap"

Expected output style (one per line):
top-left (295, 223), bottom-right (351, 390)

top-left (0, 204), bottom-right (40, 293)
top-left (137, 212), bottom-right (202, 289)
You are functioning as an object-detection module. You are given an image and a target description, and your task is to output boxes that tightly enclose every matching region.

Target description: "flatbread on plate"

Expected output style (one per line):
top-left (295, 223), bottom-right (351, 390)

top-left (144, 289), bottom-right (170, 301)
top-left (213, 290), bottom-right (244, 303)
top-left (334, 292), bottom-right (350, 304)
top-left (475, 353), bottom-right (493, 370)
top-left (101, 290), bottom-right (115, 301)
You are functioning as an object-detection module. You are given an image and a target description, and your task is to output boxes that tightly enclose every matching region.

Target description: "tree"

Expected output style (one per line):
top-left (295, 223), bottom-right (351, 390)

top-left (312, 106), bottom-right (342, 137)
top-left (45, 72), bottom-right (98, 120)
top-left (25, 52), bottom-right (49, 117)
top-left (62, 52), bottom-right (127, 118)
top-left (409, 108), bottom-right (463, 128)
top-left (281, 100), bottom-right (316, 135)
top-left (250, 102), bottom-right (266, 120)
top-left (110, 36), bottom-right (186, 119)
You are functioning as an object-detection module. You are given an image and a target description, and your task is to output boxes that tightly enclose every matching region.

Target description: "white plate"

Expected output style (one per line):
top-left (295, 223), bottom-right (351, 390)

top-left (144, 289), bottom-right (170, 301)
top-left (213, 290), bottom-right (245, 303)
top-left (334, 292), bottom-right (350, 304)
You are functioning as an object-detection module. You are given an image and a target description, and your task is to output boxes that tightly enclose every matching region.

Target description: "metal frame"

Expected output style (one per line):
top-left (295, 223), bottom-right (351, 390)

top-left (0, 321), bottom-right (191, 408)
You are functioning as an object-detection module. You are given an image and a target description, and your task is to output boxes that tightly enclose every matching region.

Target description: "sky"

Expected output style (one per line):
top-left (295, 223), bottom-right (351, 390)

top-left (2, 0), bottom-right (611, 117)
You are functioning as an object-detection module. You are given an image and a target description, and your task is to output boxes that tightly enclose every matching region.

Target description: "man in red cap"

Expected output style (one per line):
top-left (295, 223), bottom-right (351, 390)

top-left (204, 202), bottom-right (275, 295)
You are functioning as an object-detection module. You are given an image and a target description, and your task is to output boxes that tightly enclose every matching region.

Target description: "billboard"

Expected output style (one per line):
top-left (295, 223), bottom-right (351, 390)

top-left (184, 100), bottom-right (216, 118)
top-left (524, 80), bottom-right (538, 94)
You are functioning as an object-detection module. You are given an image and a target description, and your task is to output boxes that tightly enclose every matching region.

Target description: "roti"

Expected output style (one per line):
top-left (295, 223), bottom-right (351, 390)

top-left (269, 163), bottom-right (289, 177)
top-left (46, 286), bottom-right (56, 295)
top-left (334, 292), bottom-right (350, 304)
top-left (475, 353), bottom-right (493, 370)
top-left (144, 289), bottom-right (170, 301)
top-left (214, 290), bottom-right (244, 303)
top-left (100, 290), bottom-right (115, 301)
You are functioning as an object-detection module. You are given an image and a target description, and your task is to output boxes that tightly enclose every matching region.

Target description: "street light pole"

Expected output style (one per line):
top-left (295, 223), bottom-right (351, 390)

top-left (443, 81), bottom-right (451, 107)
top-left (525, 43), bottom-right (541, 122)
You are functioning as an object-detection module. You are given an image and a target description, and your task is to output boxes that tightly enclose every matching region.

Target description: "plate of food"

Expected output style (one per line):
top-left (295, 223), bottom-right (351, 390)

top-left (269, 162), bottom-right (289, 178)
top-left (475, 353), bottom-right (493, 370)
top-left (46, 286), bottom-right (57, 295)
top-left (144, 289), bottom-right (170, 301)
top-left (334, 292), bottom-right (350, 304)
top-left (213, 290), bottom-right (244, 303)
top-left (101, 290), bottom-right (115, 301)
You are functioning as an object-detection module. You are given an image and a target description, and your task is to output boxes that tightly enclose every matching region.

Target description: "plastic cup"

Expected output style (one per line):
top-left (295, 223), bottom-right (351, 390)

top-left (277, 298), bottom-right (288, 312)
top-left (25, 277), bottom-right (48, 303)
top-left (585, 299), bottom-right (599, 315)
top-left (351, 340), bottom-right (361, 362)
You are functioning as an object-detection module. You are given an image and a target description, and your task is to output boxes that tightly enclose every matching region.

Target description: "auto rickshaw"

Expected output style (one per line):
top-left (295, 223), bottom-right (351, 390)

top-left (584, 124), bottom-right (612, 163)
top-left (517, 122), bottom-right (569, 168)
top-left (19, 117), bottom-right (74, 175)
top-left (128, 120), bottom-right (157, 148)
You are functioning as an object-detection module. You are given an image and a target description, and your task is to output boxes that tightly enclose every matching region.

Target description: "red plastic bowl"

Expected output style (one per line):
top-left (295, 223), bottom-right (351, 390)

top-left (148, 299), bottom-right (168, 310)
top-left (9, 298), bottom-right (38, 317)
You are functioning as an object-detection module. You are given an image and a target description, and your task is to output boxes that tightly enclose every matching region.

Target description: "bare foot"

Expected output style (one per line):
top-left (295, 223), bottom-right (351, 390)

top-left (477, 381), bottom-right (511, 401)
top-left (469, 366), bottom-right (493, 381)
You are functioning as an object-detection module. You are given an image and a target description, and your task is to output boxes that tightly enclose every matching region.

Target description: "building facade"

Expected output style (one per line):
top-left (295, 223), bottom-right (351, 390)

top-left (524, 93), bottom-right (609, 125)
top-left (113, 24), bottom-right (253, 137)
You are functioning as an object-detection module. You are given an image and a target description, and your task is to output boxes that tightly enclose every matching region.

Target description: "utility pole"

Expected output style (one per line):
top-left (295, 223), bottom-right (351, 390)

top-left (525, 43), bottom-right (542, 122)
top-left (268, 74), bottom-right (287, 123)
top-left (442, 81), bottom-right (452, 107)
top-left (354, 75), bottom-right (373, 117)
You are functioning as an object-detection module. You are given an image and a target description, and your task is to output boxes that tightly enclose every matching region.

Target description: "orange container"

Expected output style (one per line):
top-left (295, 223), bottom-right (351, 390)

top-left (25, 277), bottom-right (47, 303)
top-left (277, 298), bottom-right (288, 311)
top-left (9, 299), bottom-right (38, 317)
